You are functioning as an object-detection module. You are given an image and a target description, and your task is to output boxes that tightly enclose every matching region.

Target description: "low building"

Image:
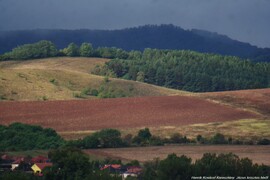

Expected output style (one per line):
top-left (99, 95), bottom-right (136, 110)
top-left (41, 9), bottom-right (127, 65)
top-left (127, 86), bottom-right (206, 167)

top-left (11, 157), bottom-right (24, 171)
top-left (123, 166), bottom-right (143, 179)
top-left (31, 156), bottom-right (50, 164)
top-left (31, 163), bottom-right (53, 176)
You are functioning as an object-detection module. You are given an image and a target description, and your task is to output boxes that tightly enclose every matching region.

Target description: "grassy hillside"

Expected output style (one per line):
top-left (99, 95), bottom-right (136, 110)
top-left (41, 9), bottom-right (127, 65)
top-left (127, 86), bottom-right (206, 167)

top-left (1, 57), bottom-right (269, 142)
top-left (0, 57), bottom-right (189, 101)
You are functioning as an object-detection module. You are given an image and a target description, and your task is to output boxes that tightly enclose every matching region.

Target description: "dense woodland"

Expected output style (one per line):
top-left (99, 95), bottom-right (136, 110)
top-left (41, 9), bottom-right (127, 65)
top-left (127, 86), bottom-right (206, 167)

top-left (99, 49), bottom-right (270, 92)
top-left (0, 40), bottom-right (269, 92)
top-left (0, 123), bottom-right (64, 151)
top-left (1, 25), bottom-right (270, 61)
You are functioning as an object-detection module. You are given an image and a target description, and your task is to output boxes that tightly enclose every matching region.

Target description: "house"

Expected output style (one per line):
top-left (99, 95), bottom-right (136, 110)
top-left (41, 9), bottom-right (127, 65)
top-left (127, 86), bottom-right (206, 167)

top-left (100, 164), bottom-right (127, 174)
top-left (123, 166), bottom-right (143, 179)
top-left (0, 154), bottom-right (13, 172)
top-left (31, 156), bottom-right (50, 163)
top-left (101, 164), bottom-right (122, 173)
top-left (11, 157), bottom-right (24, 171)
top-left (31, 163), bottom-right (52, 176)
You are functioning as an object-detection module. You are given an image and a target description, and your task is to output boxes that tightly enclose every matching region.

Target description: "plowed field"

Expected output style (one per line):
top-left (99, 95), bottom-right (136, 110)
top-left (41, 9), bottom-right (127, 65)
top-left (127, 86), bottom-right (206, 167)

top-left (201, 88), bottom-right (270, 117)
top-left (0, 96), bottom-right (258, 132)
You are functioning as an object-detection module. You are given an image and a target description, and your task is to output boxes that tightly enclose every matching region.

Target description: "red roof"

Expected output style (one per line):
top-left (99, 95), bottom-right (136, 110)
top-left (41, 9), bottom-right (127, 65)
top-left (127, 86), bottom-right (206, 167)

top-left (35, 163), bottom-right (53, 170)
top-left (12, 157), bottom-right (25, 164)
top-left (1, 154), bottom-right (12, 160)
top-left (31, 156), bottom-right (49, 163)
top-left (101, 164), bottom-right (121, 170)
top-left (126, 166), bottom-right (143, 174)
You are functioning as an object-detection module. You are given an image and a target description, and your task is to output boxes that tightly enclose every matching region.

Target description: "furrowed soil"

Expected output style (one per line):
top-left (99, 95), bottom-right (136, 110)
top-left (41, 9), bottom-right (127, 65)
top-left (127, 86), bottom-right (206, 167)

top-left (0, 96), bottom-right (258, 132)
top-left (85, 145), bottom-right (270, 165)
top-left (200, 88), bottom-right (270, 117)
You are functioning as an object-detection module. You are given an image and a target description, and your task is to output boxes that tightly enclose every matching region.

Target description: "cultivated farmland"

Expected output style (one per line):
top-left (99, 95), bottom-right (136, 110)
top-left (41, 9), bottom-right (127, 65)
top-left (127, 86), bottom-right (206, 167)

top-left (0, 96), bottom-right (258, 133)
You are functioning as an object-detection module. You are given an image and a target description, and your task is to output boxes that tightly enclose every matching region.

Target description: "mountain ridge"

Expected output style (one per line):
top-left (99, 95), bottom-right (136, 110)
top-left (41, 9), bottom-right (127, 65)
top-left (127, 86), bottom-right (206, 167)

top-left (0, 24), bottom-right (269, 61)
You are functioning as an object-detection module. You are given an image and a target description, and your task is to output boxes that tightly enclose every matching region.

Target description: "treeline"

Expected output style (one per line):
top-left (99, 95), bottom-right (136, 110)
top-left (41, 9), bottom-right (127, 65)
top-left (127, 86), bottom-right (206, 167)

top-left (96, 49), bottom-right (270, 92)
top-left (0, 40), bottom-right (129, 61)
top-left (68, 128), bottom-right (270, 149)
top-left (1, 148), bottom-right (270, 179)
top-left (1, 123), bottom-right (270, 151)
top-left (143, 153), bottom-right (270, 179)
top-left (0, 123), bottom-right (64, 151)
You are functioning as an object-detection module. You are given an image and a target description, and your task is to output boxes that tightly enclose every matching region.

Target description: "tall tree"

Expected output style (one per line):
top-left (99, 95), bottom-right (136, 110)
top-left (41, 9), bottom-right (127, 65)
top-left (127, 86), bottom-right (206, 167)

top-left (79, 42), bottom-right (93, 57)
top-left (64, 43), bottom-right (79, 57)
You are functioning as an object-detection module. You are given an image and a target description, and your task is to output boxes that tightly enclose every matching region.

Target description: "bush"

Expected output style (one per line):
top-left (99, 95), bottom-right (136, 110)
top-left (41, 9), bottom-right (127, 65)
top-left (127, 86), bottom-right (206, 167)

top-left (211, 133), bottom-right (228, 144)
top-left (157, 154), bottom-right (192, 180)
top-left (0, 123), bottom-right (64, 151)
top-left (79, 129), bottom-right (125, 148)
top-left (3, 40), bottom-right (58, 60)
top-left (257, 138), bottom-right (270, 145)
top-left (149, 136), bottom-right (164, 146)
top-left (45, 148), bottom-right (119, 180)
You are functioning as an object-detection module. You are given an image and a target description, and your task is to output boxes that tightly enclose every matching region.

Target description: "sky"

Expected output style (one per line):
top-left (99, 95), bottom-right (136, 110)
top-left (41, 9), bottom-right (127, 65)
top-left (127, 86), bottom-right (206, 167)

top-left (0, 0), bottom-right (270, 48)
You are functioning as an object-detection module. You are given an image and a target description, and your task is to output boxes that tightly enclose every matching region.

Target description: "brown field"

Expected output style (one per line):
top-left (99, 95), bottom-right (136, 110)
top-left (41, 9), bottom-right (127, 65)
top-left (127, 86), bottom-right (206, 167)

top-left (85, 145), bottom-right (270, 165)
top-left (200, 88), bottom-right (270, 117)
top-left (0, 96), bottom-right (258, 133)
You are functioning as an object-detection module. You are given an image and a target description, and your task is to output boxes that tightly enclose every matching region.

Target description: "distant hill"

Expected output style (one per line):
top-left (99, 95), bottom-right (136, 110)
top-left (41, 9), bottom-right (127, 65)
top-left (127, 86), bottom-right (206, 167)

top-left (0, 24), bottom-right (269, 62)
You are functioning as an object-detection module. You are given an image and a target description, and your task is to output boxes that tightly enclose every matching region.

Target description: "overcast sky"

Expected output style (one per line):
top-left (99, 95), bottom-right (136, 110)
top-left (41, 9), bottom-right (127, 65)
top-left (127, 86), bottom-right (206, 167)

top-left (0, 0), bottom-right (269, 48)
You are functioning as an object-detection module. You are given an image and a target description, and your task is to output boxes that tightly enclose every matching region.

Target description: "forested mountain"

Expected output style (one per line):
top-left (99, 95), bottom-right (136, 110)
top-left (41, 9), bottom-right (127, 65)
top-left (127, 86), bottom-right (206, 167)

top-left (0, 24), bottom-right (269, 62)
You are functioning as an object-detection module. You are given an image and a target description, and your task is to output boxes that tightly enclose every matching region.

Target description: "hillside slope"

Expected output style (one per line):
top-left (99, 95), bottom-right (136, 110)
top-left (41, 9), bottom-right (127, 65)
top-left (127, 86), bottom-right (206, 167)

top-left (0, 57), bottom-right (189, 101)
top-left (200, 88), bottom-right (270, 117)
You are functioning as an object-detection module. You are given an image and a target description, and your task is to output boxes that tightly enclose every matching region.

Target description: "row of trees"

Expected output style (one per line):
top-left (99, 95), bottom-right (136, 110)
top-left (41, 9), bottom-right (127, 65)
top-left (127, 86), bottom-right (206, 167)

top-left (0, 40), bottom-right (129, 60)
top-left (0, 41), bottom-right (58, 60)
top-left (98, 48), bottom-right (270, 92)
top-left (1, 123), bottom-right (269, 151)
top-left (68, 128), bottom-right (270, 149)
top-left (143, 153), bottom-right (270, 179)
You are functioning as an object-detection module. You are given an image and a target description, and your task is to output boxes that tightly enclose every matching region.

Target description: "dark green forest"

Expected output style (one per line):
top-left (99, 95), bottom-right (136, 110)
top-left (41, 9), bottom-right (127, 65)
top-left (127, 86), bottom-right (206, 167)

top-left (97, 49), bottom-right (270, 92)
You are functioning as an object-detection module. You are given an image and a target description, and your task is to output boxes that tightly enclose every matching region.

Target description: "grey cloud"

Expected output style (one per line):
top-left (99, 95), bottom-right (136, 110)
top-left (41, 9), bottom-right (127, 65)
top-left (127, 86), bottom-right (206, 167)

top-left (0, 0), bottom-right (269, 47)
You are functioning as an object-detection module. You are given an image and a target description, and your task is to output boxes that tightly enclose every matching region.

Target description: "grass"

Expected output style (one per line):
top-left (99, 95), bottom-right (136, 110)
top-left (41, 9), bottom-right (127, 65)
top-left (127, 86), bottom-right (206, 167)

top-left (59, 119), bottom-right (270, 141)
top-left (0, 57), bottom-right (190, 101)
top-left (3, 150), bottom-right (48, 157)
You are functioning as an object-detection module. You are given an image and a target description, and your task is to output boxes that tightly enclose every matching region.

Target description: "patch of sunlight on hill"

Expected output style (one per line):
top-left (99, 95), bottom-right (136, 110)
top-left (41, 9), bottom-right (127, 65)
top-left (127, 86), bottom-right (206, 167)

top-left (0, 57), bottom-right (190, 101)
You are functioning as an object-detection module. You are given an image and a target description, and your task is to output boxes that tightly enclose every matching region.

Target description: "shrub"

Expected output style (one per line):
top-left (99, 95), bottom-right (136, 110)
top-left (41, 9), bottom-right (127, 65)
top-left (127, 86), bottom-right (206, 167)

top-left (211, 133), bottom-right (228, 144)
top-left (257, 138), bottom-right (270, 145)
top-left (0, 123), bottom-right (64, 151)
